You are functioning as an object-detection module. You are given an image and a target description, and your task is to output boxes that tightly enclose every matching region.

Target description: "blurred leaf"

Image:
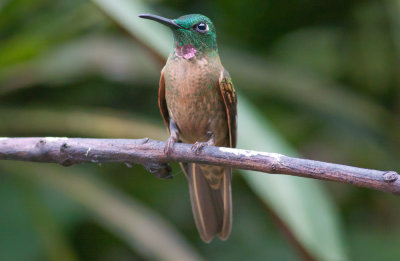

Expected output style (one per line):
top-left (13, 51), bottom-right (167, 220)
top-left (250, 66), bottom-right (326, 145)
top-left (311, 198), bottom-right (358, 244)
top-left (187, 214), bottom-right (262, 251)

top-left (238, 98), bottom-right (347, 261)
top-left (0, 0), bottom-right (10, 12)
top-left (0, 174), bottom-right (43, 260)
top-left (387, 0), bottom-right (400, 72)
top-left (270, 27), bottom-right (343, 78)
top-left (90, 0), bottom-right (171, 58)
top-left (349, 2), bottom-right (395, 94)
top-left (0, 2), bottom-right (105, 69)
top-left (0, 36), bottom-right (160, 94)
top-left (221, 48), bottom-right (398, 136)
top-left (2, 162), bottom-right (203, 261)
top-left (15, 180), bottom-right (78, 261)
top-left (89, 0), bottom-right (349, 260)
top-left (0, 107), bottom-right (167, 140)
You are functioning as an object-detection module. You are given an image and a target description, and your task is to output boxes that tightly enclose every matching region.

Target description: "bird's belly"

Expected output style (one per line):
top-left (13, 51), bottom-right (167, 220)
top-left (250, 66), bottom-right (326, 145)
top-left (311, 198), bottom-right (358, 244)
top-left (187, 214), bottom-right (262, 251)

top-left (164, 56), bottom-right (228, 146)
top-left (165, 84), bottom-right (228, 146)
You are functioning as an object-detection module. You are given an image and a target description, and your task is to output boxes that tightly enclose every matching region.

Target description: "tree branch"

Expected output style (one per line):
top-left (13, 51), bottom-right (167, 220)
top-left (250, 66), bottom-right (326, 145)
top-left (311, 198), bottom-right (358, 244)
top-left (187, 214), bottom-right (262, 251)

top-left (1, 137), bottom-right (399, 195)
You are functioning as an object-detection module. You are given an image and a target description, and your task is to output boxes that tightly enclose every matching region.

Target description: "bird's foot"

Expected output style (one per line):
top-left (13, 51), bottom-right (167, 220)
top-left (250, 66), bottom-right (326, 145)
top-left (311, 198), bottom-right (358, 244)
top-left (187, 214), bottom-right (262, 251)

top-left (165, 119), bottom-right (179, 157)
top-left (191, 141), bottom-right (207, 155)
top-left (191, 132), bottom-right (215, 155)
top-left (191, 140), bottom-right (214, 155)
top-left (164, 136), bottom-right (177, 156)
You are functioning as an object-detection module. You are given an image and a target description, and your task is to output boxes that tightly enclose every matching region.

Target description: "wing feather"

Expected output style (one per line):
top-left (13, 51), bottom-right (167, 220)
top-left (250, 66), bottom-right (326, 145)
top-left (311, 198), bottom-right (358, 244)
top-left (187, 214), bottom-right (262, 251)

top-left (158, 67), bottom-right (170, 132)
top-left (218, 69), bottom-right (237, 148)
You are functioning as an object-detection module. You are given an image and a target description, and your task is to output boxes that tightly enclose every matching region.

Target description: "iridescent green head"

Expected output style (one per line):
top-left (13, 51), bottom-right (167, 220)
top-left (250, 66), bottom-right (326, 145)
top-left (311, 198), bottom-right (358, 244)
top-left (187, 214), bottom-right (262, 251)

top-left (139, 14), bottom-right (218, 59)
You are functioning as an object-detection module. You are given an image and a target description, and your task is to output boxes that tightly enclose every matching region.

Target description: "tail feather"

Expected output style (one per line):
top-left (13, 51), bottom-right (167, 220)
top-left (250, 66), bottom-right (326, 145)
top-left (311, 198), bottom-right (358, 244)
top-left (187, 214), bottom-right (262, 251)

top-left (184, 163), bottom-right (232, 242)
top-left (219, 167), bottom-right (232, 240)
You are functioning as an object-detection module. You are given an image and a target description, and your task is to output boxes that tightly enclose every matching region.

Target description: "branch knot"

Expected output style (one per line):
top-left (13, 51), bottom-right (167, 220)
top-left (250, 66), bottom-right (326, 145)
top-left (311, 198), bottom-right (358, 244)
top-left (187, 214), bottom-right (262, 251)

top-left (383, 171), bottom-right (398, 183)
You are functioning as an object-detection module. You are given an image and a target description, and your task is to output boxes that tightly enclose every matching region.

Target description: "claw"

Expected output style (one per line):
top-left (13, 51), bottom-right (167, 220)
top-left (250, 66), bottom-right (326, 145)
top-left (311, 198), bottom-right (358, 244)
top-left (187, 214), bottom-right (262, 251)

top-left (164, 136), bottom-right (177, 156)
top-left (165, 119), bottom-right (179, 157)
top-left (191, 132), bottom-right (215, 155)
top-left (191, 141), bottom-right (208, 155)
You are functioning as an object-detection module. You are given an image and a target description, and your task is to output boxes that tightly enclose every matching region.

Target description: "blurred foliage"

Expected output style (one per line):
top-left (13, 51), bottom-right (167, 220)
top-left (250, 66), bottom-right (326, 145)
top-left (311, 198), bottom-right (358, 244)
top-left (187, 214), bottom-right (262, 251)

top-left (1, 0), bottom-right (400, 260)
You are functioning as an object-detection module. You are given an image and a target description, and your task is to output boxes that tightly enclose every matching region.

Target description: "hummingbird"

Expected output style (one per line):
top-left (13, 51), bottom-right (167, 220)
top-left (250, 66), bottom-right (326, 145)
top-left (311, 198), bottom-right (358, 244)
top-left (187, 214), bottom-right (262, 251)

top-left (139, 13), bottom-right (237, 242)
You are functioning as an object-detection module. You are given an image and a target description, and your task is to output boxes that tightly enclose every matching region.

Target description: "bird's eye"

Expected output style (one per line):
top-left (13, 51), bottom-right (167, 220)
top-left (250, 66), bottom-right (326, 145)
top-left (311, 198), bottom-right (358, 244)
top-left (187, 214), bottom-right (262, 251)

top-left (194, 22), bottom-right (209, 33)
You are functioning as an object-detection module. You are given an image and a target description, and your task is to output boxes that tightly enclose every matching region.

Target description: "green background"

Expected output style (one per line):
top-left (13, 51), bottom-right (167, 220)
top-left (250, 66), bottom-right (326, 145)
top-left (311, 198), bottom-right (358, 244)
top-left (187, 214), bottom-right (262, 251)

top-left (1, 0), bottom-right (400, 260)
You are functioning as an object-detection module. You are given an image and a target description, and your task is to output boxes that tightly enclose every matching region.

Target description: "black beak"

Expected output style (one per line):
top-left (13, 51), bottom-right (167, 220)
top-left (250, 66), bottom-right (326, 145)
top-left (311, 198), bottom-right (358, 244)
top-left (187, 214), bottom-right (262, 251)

top-left (138, 14), bottom-right (183, 29)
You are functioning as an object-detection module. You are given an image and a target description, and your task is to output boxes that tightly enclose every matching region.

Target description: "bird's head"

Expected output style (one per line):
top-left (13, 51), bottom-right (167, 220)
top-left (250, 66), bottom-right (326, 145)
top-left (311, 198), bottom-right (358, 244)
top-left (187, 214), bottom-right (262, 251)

top-left (139, 13), bottom-right (218, 59)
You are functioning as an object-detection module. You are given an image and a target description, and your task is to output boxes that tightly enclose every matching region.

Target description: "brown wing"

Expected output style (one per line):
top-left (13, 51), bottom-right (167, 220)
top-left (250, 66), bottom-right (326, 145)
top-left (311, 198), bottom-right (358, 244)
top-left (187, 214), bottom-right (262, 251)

top-left (158, 67), bottom-right (170, 132)
top-left (219, 69), bottom-right (237, 148)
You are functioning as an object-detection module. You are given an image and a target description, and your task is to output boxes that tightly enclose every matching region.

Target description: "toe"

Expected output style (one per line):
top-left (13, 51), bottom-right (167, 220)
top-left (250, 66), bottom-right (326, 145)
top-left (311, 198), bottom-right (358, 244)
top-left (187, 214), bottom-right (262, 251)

top-left (191, 142), bottom-right (206, 155)
top-left (164, 138), bottom-right (175, 156)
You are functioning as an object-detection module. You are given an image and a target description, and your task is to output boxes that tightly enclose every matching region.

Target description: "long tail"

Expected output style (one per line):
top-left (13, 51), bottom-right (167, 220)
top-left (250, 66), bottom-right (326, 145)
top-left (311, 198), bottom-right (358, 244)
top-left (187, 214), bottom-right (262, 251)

top-left (184, 163), bottom-right (232, 243)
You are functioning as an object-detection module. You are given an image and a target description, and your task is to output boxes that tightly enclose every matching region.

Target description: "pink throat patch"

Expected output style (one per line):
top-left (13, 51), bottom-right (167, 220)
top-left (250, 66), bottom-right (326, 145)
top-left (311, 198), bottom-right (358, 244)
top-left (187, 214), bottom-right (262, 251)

top-left (175, 44), bottom-right (197, 59)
